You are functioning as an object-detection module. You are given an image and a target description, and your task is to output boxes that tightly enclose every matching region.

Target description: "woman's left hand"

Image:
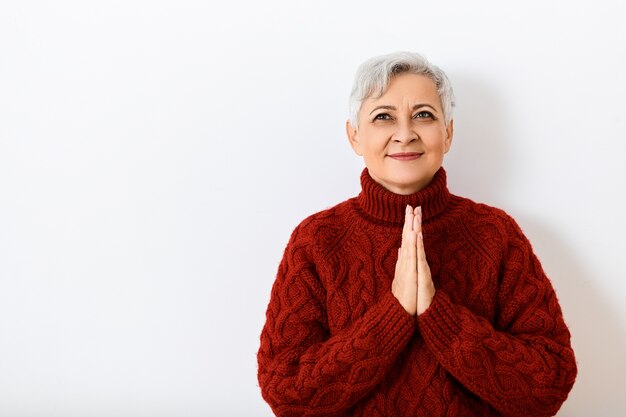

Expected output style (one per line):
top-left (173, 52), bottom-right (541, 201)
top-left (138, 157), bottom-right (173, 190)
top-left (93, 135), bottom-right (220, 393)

top-left (414, 206), bottom-right (436, 316)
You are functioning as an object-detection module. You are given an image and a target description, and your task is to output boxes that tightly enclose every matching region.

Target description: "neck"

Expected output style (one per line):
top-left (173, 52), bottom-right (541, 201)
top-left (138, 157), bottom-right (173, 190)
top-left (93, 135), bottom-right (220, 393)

top-left (356, 167), bottom-right (450, 225)
top-left (368, 171), bottom-right (433, 195)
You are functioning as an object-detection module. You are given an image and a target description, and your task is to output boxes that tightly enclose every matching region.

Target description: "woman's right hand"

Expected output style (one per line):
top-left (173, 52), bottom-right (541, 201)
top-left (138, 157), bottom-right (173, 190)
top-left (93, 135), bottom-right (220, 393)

top-left (392, 205), bottom-right (419, 316)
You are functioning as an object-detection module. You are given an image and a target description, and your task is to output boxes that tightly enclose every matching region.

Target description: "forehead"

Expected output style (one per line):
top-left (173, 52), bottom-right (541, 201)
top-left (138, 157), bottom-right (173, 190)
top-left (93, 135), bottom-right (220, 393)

top-left (363, 73), bottom-right (440, 108)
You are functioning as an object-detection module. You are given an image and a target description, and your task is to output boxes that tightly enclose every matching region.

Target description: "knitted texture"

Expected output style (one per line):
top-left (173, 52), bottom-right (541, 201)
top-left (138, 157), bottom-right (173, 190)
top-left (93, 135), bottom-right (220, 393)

top-left (258, 167), bottom-right (577, 417)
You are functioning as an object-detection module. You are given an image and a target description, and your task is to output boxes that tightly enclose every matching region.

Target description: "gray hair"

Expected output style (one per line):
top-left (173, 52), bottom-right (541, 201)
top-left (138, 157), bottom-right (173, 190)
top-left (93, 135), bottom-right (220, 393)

top-left (348, 51), bottom-right (455, 127)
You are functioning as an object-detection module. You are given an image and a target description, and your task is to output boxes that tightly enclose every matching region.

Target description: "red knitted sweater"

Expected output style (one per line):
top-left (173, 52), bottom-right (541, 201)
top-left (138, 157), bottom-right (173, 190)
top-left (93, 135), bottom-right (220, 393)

top-left (258, 167), bottom-right (577, 417)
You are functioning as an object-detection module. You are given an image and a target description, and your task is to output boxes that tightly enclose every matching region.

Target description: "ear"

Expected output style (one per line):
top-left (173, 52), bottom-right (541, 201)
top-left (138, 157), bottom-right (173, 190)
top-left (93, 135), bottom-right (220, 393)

top-left (443, 119), bottom-right (454, 154)
top-left (345, 119), bottom-right (363, 156)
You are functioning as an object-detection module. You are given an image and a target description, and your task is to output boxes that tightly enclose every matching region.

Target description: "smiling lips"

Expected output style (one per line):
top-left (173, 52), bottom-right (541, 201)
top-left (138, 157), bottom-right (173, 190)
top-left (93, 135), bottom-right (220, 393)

top-left (389, 152), bottom-right (424, 161)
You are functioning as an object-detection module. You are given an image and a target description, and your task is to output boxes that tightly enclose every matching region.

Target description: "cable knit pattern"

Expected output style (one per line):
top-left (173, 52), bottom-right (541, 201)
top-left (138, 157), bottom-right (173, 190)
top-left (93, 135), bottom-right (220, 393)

top-left (258, 167), bottom-right (577, 417)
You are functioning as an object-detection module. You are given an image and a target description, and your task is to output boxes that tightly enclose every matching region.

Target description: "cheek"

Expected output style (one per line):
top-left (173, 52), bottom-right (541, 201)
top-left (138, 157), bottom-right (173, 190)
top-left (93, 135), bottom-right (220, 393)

top-left (422, 126), bottom-right (448, 152)
top-left (359, 134), bottom-right (389, 155)
top-left (422, 139), bottom-right (445, 154)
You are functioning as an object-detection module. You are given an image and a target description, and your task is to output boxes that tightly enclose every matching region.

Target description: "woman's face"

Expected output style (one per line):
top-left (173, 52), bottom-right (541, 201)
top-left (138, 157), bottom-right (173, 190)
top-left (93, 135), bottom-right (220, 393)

top-left (346, 73), bottom-right (453, 195)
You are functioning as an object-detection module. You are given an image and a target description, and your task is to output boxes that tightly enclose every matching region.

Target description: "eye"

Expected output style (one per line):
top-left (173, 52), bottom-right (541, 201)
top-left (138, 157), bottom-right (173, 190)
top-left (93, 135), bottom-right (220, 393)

top-left (414, 111), bottom-right (434, 119)
top-left (373, 113), bottom-right (392, 121)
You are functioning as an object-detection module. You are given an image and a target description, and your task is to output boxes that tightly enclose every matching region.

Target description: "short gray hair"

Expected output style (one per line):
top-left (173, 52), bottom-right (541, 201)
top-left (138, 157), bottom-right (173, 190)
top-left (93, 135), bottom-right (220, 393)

top-left (348, 51), bottom-right (455, 127)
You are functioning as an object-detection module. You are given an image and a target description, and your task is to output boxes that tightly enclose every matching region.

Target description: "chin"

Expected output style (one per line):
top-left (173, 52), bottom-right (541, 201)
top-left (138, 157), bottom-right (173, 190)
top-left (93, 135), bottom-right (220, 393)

top-left (388, 169), bottom-right (436, 192)
top-left (390, 172), bottom-right (427, 186)
top-left (377, 178), bottom-right (422, 195)
top-left (369, 166), bottom-right (432, 193)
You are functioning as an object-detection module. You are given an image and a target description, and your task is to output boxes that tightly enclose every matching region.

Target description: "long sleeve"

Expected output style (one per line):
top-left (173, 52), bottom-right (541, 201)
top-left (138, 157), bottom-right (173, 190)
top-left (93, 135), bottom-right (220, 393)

top-left (257, 224), bottom-right (416, 417)
top-left (417, 216), bottom-right (577, 417)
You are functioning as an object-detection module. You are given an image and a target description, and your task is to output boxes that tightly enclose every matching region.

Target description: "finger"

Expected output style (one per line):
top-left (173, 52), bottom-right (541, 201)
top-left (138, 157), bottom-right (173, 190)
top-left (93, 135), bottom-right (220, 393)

top-left (402, 204), bottom-right (414, 245)
top-left (417, 231), bottom-right (428, 273)
top-left (407, 225), bottom-right (417, 264)
top-left (413, 207), bottom-right (419, 233)
top-left (400, 206), bottom-right (410, 262)
top-left (417, 232), bottom-right (425, 283)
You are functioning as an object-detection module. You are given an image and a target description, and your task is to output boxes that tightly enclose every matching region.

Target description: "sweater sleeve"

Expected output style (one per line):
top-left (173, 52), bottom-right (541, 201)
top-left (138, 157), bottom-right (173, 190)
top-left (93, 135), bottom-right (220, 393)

top-left (417, 216), bottom-right (577, 417)
top-left (257, 223), bottom-right (415, 417)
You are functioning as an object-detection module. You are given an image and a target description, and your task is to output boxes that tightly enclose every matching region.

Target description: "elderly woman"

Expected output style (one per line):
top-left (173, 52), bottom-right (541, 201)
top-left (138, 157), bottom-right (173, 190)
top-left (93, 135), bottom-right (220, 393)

top-left (257, 51), bottom-right (577, 416)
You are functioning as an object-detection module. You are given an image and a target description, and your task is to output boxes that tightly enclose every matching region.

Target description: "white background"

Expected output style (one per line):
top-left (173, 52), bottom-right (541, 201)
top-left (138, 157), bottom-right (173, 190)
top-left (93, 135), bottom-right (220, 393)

top-left (1, 0), bottom-right (625, 416)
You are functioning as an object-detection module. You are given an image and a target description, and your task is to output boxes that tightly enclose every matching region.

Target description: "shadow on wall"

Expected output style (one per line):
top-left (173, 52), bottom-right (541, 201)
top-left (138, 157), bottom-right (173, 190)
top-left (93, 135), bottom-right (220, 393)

top-left (520, 217), bottom-right (626, 417)
top-left (446, 75), bottom-right (626, 416)
top-left (443, 74), bottom-right (516, 202)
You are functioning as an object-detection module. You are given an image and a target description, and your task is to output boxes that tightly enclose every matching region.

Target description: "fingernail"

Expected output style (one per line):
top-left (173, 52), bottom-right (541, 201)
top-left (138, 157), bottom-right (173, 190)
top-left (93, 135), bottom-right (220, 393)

top-left (418, 206), bottom-right (422, 216)
top-left (406, 205), bottom-right (411, 214)
top-left (419, 232), bottom-right (423, 240)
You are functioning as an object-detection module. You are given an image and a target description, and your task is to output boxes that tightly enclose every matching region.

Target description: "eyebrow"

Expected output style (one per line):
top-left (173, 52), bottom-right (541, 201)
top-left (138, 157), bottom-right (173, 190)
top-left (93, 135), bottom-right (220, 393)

top-left (369, 104), bottom-right (438, 115)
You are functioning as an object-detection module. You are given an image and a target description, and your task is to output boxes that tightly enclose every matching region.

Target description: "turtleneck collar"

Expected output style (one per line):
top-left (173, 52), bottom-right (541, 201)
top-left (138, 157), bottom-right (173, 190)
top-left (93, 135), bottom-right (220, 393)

top-left (356, 166), bottom-right (451, 225)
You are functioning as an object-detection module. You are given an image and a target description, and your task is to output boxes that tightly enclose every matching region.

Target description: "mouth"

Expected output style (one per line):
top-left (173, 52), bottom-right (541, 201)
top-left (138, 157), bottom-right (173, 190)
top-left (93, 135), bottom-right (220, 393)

top-left (388, 152), bottom-right (424, 161)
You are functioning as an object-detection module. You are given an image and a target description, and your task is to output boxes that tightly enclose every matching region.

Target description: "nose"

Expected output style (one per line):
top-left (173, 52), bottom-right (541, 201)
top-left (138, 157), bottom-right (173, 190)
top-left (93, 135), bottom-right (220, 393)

top-left (392, 118), bottom-right (419, 144)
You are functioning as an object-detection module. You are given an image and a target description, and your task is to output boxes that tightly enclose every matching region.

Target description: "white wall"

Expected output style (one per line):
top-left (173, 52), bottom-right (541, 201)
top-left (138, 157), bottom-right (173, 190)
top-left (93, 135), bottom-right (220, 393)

top-left (1, 0), bottom-right (625, 415)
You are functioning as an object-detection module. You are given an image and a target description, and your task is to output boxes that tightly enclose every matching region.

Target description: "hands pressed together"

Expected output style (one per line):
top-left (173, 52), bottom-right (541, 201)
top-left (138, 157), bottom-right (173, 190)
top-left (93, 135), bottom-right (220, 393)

top-left (391, 205), bottom-right (436, 316)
